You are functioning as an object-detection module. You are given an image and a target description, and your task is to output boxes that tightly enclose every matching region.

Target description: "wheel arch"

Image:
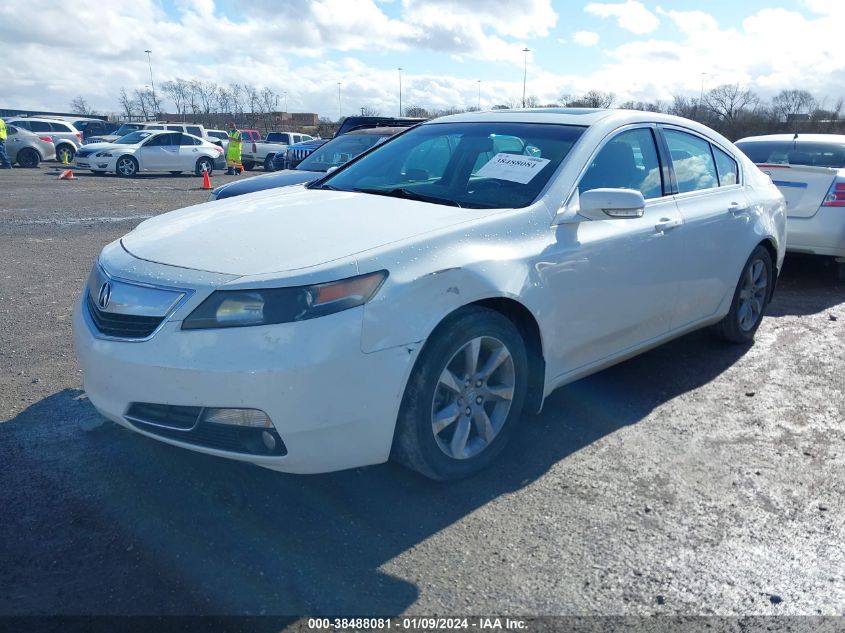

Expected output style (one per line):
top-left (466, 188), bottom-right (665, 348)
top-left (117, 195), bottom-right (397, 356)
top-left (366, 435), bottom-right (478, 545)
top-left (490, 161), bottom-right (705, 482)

top-left (757, 237), bottom-right (779, 302)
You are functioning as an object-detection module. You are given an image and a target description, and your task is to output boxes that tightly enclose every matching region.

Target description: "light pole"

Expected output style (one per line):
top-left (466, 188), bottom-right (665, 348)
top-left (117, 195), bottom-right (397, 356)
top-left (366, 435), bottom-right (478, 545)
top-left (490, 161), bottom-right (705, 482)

top-left (144, 49), bottom-right (157, 117)
top-left (337, 82), bottom-right (342, 121)
top-left (699, 72), bottom-right (707, 112)
top-left (283, 91), bottom-right (288, 114)
top-left (522, 47), bottom-right (530, 108)
top-left (398, 67), bottom-right (403, 117)
top-left (477, 79), bottom-right (481, 111)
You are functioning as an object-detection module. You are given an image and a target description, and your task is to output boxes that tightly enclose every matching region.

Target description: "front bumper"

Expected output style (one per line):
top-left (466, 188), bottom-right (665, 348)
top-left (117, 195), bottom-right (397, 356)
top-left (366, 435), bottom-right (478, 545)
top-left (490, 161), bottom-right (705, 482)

top-left (73, 296), bottom-right (416, 474)
top-left (787, 209), bottom-right (845, 258)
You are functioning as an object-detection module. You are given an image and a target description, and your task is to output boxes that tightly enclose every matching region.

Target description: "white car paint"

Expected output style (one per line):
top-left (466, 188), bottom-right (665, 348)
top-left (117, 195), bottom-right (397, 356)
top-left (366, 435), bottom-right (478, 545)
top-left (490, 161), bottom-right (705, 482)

top-left (736, 133), bottom-right (845, 260)
top-left (74, 130), bottom-right (224, 176)
top-left (74, 109), bottom-right (786, 475)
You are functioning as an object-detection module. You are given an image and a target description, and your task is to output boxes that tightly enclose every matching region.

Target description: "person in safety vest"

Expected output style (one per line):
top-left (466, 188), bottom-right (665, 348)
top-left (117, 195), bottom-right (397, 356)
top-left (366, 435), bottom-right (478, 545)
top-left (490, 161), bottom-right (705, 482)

top-left (0, 119), bottom-right (11, 169)
top-left (226, 121), bottom-right (242, 175)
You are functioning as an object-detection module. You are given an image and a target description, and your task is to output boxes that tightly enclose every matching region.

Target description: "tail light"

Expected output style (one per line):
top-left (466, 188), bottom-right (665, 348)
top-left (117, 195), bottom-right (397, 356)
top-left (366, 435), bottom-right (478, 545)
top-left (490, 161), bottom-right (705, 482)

top-left (252, 142), bottom-right (257, 153)
top-left (76, 132), bottom-right (83, 142)
top-left (822, 179), bottom-right (845, 207)
top-left (213, 146), bottom-right (223, 154)
top-left (39, 136), bottom-right (53, 143)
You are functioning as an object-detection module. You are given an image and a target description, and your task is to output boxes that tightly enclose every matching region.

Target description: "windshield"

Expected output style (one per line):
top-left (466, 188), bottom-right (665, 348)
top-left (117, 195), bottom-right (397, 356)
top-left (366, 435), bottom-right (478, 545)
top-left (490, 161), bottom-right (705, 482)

top-left (112, 131), bottom-right (155, 145)
top-left (111, 124), bottom-right (142, 137)
top-left (317, 122), bottom-right (585, 209)
top-left (297, 133), bottom-right (390, 172)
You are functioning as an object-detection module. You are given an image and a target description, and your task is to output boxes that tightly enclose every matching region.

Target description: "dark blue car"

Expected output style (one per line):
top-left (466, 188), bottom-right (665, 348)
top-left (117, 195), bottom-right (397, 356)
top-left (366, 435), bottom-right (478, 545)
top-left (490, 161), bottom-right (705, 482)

top-left (208, 126), bottom-right (410, 201)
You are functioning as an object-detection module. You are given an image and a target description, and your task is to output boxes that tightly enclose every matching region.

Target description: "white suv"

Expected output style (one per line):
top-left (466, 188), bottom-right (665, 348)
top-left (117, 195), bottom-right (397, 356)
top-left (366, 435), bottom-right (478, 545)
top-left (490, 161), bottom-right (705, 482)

top-left (5, 117), bottom-right (83, 163)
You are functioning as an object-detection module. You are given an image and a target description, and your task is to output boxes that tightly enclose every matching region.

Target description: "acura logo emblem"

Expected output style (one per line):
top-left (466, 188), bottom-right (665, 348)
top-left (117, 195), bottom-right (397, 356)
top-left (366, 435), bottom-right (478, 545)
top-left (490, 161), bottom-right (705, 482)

top-left (97, 282), bottom-right (111, 310)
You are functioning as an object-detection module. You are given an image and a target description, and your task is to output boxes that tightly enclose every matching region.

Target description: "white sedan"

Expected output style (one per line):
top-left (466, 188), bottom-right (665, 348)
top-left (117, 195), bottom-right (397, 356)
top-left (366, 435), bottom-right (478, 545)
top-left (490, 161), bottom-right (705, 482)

top-left (74, 130), bottom-right (224, 177)
top-left (73, 109), bottom-right (786, 480)
top-left (735, 133), bottom-right (845, 280)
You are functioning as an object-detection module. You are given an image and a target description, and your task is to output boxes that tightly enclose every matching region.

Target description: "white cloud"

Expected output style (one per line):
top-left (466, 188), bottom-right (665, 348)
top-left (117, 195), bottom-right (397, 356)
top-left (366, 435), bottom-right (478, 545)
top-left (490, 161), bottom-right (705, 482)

top-left (573, 31), bottom-right (600, 46)
top-left (584, 1), bottom-right (659, 35)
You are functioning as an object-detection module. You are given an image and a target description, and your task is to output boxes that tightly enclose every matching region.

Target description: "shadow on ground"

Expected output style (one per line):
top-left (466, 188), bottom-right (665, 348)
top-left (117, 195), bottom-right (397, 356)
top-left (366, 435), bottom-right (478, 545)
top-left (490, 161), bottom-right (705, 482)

top-left (0, 325), bottom-right (751, 616)
top-left (767, 254), bottom-right (844, 317)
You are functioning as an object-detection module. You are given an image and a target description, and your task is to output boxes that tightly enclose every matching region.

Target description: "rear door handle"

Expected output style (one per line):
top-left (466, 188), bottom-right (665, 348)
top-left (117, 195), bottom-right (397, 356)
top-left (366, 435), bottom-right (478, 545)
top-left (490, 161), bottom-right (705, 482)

top-left (729, 201), bottom-right (750, 215)
top-left (655, 217), bottom-right (683, 232)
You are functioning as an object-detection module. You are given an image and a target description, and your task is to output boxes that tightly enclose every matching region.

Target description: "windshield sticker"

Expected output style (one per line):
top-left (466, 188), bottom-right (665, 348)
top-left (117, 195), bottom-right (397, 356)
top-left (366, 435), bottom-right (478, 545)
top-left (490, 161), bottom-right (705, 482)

top-left (475, 153), bottom-right (552, 184)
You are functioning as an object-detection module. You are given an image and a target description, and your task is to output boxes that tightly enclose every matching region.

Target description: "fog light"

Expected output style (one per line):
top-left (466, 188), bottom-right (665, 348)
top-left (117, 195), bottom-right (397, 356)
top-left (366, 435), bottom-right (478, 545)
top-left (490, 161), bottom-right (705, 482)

top-left (203, 408), bottom-right (272, 428)
top-left (261, 430), bottom-right (277, 451)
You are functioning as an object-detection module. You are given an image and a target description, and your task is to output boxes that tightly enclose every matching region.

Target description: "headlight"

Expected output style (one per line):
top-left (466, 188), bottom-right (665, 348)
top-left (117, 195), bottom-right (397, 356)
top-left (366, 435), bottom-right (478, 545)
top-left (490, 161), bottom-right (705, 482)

top-left (181, 270), bottom-right (388, 330)
top-left (95, 151), bottom-right (113, 157)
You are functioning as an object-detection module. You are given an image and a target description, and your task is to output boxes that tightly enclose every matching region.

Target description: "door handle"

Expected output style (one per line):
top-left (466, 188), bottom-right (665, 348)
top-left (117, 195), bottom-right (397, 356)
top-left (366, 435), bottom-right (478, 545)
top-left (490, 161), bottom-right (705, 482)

top-left (729, 201), bottom-right (750, 215)
top-left (655, 217), bottom-right (683, 232)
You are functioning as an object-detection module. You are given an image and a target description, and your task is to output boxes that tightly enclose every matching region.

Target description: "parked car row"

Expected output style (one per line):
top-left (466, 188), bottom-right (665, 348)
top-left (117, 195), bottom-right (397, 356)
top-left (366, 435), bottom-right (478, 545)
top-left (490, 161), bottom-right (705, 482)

top-left (74, 107), bottom-right (792, 481)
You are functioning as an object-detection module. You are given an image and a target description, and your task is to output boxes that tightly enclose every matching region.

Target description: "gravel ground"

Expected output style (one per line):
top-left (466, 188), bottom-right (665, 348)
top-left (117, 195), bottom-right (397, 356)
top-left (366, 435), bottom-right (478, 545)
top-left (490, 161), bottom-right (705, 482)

top-left (1, 167), bottom-right (844, 617)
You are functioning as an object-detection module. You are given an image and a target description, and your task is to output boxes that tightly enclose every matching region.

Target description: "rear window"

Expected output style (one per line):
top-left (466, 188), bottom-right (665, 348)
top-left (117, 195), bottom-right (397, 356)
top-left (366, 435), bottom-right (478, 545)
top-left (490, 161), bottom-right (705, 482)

top-left (187, 126), bottom-right (202, 137)
top-left (735, 141), bottom-right (845, 168)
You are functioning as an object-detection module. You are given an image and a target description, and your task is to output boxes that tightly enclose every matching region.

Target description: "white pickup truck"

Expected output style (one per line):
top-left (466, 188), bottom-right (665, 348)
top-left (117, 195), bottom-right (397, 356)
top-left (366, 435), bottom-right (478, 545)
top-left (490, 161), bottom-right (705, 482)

top-left (240, 131), bottom-right (316, 171)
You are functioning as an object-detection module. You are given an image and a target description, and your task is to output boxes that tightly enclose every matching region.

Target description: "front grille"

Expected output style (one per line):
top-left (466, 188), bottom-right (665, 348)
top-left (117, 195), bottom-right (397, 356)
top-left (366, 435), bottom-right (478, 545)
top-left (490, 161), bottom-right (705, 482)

top-left (86, 293), bottom-right (164, 339)
top-left (124, 403), bottom-right (287, 456)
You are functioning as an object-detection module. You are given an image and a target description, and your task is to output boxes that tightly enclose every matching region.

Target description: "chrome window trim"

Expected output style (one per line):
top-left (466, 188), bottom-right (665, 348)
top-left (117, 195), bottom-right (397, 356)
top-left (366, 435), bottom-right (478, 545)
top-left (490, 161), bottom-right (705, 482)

top-left (82, 260), bottom-right (195, 343)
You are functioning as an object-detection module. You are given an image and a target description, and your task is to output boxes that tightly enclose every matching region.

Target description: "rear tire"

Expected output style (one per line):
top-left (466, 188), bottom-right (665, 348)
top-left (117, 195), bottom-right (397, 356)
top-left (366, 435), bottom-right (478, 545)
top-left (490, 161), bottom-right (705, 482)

top-left (16, 148), bottom-right (39, 168)
top-left (242, 160), bottom-right (254, 171)
top-left (195, 157), bottom-right (213, 176)
top-left (392, 306), bottom-right (528, 480)
top-left (56, 144), bottom-right (75, 164)
top-left (713, 245), bottom-right (773, 344)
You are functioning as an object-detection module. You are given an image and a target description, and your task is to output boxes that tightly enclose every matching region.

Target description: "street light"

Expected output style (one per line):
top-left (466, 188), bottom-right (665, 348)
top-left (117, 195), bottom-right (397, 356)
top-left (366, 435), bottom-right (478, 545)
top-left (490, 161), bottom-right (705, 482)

top-left (522, 47), bottom-right (530, 108)
top-left (337, 82), bottom-right (342, 121)
top-left (477, 79), bottom-right (481, 111)
top-left (144, 49), bottom-right (157, 118)
top-left (398, 67), bottom-right (403, 117)
top-left (283, 91), bottom-right (288, 113)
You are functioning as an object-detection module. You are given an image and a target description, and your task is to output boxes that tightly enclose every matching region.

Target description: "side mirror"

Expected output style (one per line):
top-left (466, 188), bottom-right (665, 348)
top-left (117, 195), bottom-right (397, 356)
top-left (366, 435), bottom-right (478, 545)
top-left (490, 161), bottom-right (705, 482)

top-left (574, 188), bottom-right (646, 221)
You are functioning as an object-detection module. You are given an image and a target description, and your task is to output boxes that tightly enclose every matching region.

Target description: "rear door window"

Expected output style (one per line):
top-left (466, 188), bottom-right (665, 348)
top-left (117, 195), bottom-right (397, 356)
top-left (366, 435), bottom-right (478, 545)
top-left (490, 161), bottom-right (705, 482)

top-left (663, 129), bottom-right (719, 193)
top-left (712, 146), bottom-right (739, 186)
top-left (28, 121), bottom-right (52, 133)
top-left (186, 126), bottom-right (202, 136)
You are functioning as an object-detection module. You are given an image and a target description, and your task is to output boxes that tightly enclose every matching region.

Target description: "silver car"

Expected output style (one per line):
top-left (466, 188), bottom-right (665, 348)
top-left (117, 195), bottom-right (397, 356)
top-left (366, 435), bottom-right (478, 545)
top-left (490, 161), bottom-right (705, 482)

top-left (5, 124), bottom-right (56, 167)
top-left (736, 133), bottom-right (845, 280)
top-left (5, 117), bottom-right (83, 163)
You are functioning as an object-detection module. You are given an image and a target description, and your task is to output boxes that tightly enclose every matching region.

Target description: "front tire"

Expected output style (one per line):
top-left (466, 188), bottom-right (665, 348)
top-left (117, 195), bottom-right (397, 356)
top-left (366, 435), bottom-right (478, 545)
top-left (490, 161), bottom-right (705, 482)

top-left (16, 148), bottom-right (39, 168)
top-left (713, 245), bottom-right (773, 344)
top-left (242, 160), bottom-right (254, 171)
top-left (116, 155), bottom-right (138, 178)
top-left (392, 306), bottom-right (528, 480)
top-left (264, 155), bottom-right (275, 171)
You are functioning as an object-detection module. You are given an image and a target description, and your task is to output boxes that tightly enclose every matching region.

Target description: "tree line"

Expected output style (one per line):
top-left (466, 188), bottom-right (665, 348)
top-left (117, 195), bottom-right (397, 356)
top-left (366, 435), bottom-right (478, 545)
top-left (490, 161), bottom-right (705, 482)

top-left (70, 81), bottom-right (845, 141)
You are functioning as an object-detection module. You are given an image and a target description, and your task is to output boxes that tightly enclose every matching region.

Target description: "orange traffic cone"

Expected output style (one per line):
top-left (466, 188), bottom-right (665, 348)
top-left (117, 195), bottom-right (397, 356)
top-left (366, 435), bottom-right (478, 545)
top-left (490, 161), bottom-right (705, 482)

top-left (58, 169), bottom-right (77, 180)
top-left (201, 170), bottom-right (212, 190)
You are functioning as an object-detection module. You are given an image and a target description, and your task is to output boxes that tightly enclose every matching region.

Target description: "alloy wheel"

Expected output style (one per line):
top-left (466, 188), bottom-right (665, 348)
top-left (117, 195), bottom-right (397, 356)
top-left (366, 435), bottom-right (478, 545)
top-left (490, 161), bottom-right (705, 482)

top-left (737, 257), bottom-right (768, 331)
top-left (430, 336), bottom-right (515, 460)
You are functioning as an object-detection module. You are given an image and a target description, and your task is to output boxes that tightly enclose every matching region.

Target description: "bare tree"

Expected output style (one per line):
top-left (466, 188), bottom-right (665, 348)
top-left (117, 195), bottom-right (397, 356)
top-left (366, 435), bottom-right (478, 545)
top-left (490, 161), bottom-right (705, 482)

top-left (360, 106), bottom-right (381, 116)
top-left (704, 84), bottom-right (758, 126)
top-left (194, 81), bottom-right (218, 115)
top-left (771, 89), bottom-right (816, 123)
top-left (161, 79), bottom-right (191, 120)
top-left (404, 105), bottom-right (430, 118)
top-left (563, 90), bottom-right (616, 108)
top-left (133, 88), bottom-right (157, 120)
top-left (70, 96), bottom-right (95, 115)
top-left (118, 88), bottom-right (136, 119)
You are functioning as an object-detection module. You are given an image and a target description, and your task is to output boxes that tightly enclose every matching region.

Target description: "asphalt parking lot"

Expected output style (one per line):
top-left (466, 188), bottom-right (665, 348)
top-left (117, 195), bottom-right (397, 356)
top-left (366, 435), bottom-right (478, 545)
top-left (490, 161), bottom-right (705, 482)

top-left (1, 166), bottom-right (844, 617)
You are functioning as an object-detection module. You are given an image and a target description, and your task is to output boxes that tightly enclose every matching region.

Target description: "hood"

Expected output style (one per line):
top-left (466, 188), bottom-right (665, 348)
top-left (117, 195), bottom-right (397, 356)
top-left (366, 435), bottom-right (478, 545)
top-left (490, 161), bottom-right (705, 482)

top-left (215, 169), bottom-right (321, 200)
top-left (78, 141), bottom-right (134, 152)
top-left (121, 186), bottom-right (497, 277)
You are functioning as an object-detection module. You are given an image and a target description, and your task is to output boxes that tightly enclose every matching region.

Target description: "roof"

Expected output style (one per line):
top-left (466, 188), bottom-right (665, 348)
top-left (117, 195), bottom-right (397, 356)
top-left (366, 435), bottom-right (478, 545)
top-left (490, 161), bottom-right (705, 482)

top-left (736, 133), bottom-right (845, 143)
top-left (430, 107), bottom-right (616, 126)
top-left (345, 126), bottom-right (407, 136)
